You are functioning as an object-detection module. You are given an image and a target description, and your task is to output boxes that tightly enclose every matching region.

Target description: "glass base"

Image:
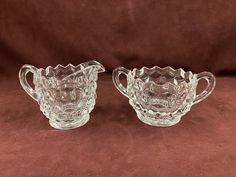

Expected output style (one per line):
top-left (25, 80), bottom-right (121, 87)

top-left (137, 114), bottom-right (181, 127)
top-left (49, 114), bottom-right (90, 130)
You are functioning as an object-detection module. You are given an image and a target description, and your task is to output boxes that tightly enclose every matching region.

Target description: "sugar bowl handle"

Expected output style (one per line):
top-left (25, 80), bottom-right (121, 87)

top-left (193, 72), bottom-right (216, 104)
top-left (19, 64), bottom-right (38, 101)
top-left (112, 67), bottom-right (130, 97)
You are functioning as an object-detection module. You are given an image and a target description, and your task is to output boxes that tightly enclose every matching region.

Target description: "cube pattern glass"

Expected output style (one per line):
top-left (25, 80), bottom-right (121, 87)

top-left (112, 66), bottom-right (216, 127)
top-left (19, 61), bottom-right (105, 130)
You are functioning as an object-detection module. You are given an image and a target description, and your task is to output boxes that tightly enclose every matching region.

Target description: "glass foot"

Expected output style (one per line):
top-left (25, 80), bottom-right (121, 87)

top-left (49, 114), bottom-right (90, 130)
top-left (137, 114), bottom-right (181, 127)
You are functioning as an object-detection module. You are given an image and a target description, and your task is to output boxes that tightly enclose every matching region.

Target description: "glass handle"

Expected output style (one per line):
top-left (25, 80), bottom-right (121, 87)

top-left (19, 64), bottom-right (38, 101)
top-left (193, 72), bottom-right (216, 105)
top-left (112, 67), bottom-right (130, 97)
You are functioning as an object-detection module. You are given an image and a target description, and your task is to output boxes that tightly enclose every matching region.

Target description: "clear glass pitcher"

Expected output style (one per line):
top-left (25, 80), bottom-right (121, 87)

top-left (112, 66), bottom-right (216, 127)
top-left (19, 60), bottom-right (105, 130)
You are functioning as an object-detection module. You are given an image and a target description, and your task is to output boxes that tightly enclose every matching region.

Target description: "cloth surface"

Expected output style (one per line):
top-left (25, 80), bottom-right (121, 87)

top-left (0, 76), bottom-right (236, 177)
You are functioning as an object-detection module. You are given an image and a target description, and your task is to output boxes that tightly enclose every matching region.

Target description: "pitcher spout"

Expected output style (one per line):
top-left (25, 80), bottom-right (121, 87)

top-left (82, 60), bottom-right (105, 73)
top-left (58, 60), bottom-right (105, 81)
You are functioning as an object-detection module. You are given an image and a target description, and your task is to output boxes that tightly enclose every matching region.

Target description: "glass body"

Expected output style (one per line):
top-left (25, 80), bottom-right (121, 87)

top-left (19, 61), bottom-right (105, 130)
top-left (112, 66), bottom-right (216, 127)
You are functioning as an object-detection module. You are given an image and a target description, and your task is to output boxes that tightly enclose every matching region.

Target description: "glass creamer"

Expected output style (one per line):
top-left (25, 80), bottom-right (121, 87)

top-left (19, 60), bottom-right (105, 130)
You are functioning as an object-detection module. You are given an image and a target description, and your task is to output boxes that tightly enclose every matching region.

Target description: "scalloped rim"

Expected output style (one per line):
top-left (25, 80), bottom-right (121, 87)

top-left (43, 64), bottom-right (83, 76)
top-left (37, 60), bottom-right (105, 77)
top-left (130, 66), bottom-right (195, 83)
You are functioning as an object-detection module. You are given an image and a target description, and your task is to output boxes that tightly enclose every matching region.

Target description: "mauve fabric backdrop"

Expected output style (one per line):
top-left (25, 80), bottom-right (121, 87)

top-left (0, 0), bottom-right (236, 76)
top-left (0, 1), bottom-right (236, 177)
